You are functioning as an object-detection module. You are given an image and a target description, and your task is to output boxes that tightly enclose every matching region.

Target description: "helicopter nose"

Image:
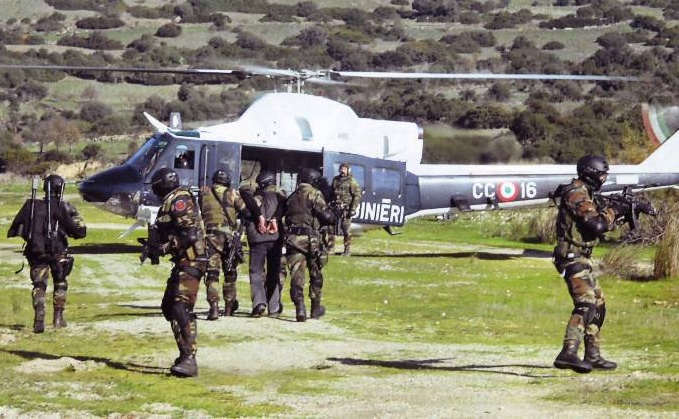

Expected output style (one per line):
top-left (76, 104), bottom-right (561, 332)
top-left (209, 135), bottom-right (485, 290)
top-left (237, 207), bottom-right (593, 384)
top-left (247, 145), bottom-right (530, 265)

top-left (78, 165), bottom-right (144, 217)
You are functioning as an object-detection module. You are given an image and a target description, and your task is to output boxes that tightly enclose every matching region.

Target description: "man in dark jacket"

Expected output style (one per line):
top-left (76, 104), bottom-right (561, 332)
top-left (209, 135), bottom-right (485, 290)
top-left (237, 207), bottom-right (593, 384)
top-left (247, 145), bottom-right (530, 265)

top-left (8, 174), bottom-right (87, 333)
top-left (239, 170), bottom-right (286, 317)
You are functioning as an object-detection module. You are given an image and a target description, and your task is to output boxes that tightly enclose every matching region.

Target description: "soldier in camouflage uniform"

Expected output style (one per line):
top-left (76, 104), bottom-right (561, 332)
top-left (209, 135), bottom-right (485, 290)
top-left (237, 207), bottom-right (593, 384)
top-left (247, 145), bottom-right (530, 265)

top-left (8, 174), bottom-right (86, 333)
top-left (331, 163), bottom-right (362, 256)
top-left (552, 155), bottom-right (624, 373)
top-left (151, 168), bottom-right (207, 377)
top-left (284, 168), bottom-right (335, 322)
top-left (199, 170), bottom-right (244, 319)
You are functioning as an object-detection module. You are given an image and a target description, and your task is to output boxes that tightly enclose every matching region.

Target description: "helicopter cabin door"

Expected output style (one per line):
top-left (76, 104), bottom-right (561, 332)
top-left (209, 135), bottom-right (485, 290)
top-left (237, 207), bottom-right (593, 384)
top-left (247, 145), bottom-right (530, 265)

top-left (323, 153), bottom-right (407, 227)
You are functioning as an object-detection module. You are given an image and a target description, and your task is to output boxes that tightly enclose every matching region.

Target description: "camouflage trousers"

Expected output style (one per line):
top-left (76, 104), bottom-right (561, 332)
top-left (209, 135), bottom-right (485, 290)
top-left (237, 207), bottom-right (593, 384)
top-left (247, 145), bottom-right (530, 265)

top-left (162, 259), bottom-right (205, 356)
top-left (204, 233), bottom-right (238, 305)
top-left (28, 254), bottom-right (72, 310)
top-left (285, 249), bottom-right (324, 305)
top-left (558, 256), bottom-right (606, 345)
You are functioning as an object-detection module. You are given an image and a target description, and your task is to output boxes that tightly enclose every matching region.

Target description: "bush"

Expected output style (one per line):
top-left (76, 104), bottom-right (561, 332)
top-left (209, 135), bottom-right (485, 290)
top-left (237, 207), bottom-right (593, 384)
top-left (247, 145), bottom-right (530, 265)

top-left (81, 143), bottom-right (102, 159)
top-left (76, 16), bottom-right (125, 30)
top-left (653, 202), bottom-right (679, 278)
top-left (601, 244), bottom-right (653, 279)
top-left (156, 23), bottom-right (182, 38)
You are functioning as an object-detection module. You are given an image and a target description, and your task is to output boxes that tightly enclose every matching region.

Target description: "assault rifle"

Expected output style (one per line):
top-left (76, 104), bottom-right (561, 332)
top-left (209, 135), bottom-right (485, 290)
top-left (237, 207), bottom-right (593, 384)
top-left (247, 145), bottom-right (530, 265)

top-left (596, 187), bottom-right (657, 230)
top-left (224, 225), bottom-right (244, 271)
top-left (27, 177), bottom-right (40, 241)
top-left (46, 178), bottom-right (65, 253)
top-left (138, 224), bottom-right (162, 265)
top-left (329, 201), bottom-right (346, 236)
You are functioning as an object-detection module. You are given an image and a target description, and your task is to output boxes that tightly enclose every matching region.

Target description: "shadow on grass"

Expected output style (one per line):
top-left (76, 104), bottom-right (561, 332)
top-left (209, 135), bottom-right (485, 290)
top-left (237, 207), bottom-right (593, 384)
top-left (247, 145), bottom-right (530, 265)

top-left (4, 349), bottom-right (168, 375)
top-left (69, 243), bottom-right (140, 255)
top-left (327, 356), bottom-right (556, 379)
top-left (345, 248), bottom-right (552, 260)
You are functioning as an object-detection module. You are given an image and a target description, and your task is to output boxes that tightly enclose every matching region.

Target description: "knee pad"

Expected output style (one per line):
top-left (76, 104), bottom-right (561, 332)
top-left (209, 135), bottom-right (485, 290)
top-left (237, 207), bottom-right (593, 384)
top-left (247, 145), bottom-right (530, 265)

top-left (181, 265), bottom-right (204, 281)
top-left (572, 302), bottom-right (597, 326)
top-left (171, 302), bottom-right (192, 326)
top-left (205, 269), bottom-right (220, 283)
top-left (592, 304), bottom-right (606, 329)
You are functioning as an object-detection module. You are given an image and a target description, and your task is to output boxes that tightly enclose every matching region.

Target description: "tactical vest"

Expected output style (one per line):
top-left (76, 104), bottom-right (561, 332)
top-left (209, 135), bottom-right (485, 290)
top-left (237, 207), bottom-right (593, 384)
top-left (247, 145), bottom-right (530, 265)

top-left (286, 184), bottom-right (322, 230)
top-left (555, 180), bottom-right (599, 249)
top-left (201, 185), bottom-right (231, 231)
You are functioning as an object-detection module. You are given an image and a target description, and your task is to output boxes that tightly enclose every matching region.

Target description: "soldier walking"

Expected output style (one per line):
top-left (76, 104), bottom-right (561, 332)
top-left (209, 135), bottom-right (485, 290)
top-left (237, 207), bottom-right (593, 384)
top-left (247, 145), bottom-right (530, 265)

top-left (284, 168), bottom-right (335, 322)
top-left (199, 170), bottom-right (244, 319)
top-left (552, 155), bottom-right (626, 373)
top-left (8, 174), bottom-right (87, 333)
top-left (148, 168), bottom-right (207, 377)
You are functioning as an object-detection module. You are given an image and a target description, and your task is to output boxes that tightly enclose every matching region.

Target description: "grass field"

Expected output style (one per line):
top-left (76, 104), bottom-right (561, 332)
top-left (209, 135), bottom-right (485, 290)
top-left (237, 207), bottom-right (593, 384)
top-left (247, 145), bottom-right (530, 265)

top-left (0, 178), bottom-right (677, 416)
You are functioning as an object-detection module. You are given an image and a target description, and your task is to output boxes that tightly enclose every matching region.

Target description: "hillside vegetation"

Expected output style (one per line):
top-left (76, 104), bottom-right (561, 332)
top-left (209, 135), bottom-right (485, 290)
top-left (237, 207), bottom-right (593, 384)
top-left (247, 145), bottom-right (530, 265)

top-left (1, 0), bottom-right (678, 174)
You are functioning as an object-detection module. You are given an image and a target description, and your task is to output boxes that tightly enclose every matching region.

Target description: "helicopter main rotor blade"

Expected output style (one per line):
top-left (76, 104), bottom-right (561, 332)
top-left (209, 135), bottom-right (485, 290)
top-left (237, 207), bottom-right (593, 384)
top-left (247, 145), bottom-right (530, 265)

top-left (0, 64), bottom-right (237, 75)
top-left (0, 64), bottom-right (641, 83)
top-left (331, 70), bottom-right (641, 82)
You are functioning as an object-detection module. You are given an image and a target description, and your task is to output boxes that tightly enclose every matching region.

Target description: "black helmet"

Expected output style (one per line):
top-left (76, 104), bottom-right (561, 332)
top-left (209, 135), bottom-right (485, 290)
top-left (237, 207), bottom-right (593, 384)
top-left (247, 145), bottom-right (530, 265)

top-left (43, 174), bottom-right (65, 197)
top-left (151, 167), bottom-right (179, 197)
top-left (576, 154), bottom-right (609, 190)
top-left (256, 170), bottom-right (276, 188)
top-left (212, 170), bottom-right (231, 187)
top-left (300, 168), bottom-right (322, 186)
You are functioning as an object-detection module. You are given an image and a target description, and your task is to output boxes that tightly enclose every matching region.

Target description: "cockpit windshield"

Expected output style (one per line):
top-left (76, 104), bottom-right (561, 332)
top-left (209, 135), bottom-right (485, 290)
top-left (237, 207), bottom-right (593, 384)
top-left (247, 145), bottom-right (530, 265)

top-left (126, 134), bottom-right (170, 177)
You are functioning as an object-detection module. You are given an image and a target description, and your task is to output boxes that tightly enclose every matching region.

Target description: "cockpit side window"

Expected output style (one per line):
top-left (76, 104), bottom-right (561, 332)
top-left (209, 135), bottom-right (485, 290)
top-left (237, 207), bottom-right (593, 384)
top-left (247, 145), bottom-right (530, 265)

top-left (174, 145), bottom-right (195, 170)
top-left (372, 167), bottom-right (401, 197)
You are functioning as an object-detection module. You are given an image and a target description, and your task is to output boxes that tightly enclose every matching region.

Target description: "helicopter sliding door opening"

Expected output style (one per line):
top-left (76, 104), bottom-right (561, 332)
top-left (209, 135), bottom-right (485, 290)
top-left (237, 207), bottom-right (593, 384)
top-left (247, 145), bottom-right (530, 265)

top-left (240, 146), bottom-right (322, 195)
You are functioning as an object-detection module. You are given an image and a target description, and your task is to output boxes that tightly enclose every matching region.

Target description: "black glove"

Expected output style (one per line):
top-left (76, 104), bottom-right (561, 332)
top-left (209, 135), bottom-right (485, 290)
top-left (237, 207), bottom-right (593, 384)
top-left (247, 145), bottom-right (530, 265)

top-left (607, 199), bottom-right (629, 219)
top-left (635, 201), bottom-right (656, 217)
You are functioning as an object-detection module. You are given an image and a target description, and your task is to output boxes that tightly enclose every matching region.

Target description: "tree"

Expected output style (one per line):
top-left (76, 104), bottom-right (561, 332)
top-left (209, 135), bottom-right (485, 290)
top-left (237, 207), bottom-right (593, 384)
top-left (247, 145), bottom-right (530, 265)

top-left (28, 115), bottom-right (80, 153)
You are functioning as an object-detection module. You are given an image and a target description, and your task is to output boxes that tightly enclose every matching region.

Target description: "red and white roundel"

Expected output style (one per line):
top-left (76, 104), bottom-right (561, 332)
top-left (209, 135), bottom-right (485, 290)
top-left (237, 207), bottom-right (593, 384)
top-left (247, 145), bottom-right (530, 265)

top-left (496, 182), bottom-right (519, 202)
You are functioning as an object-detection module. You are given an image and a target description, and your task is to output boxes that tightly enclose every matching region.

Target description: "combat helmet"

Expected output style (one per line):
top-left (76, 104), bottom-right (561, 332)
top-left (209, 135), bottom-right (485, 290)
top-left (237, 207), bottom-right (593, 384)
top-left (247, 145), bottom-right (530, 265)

top-left (256, 170), bottom-right (276, 188)
top-left (151, 167), bottom-right (179, 197)
top-left (212, 170), bottom-right (231, 187)
top-left (300, 168), bottom-right (322, 186)
top-left (43, 174), bottom-right (65, 198)
top-left (576, 154), bottom-right (609, 190)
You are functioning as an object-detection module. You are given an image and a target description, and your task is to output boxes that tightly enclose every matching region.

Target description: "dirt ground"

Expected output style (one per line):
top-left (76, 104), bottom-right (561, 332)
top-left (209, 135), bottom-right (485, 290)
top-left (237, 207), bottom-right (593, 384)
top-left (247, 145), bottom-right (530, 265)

top-left (0, 230), bottom-right (675, 418)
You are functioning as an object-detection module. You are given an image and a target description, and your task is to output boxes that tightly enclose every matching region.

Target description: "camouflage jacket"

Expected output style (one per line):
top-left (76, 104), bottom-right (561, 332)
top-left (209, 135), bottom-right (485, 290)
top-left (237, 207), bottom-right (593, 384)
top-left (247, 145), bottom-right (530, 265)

top-left (556, 178), bottom-right (616, 249)
top-left (155, 187), bottom-right (206, 261)
top-left (331, 173), bottom-right (361, 211)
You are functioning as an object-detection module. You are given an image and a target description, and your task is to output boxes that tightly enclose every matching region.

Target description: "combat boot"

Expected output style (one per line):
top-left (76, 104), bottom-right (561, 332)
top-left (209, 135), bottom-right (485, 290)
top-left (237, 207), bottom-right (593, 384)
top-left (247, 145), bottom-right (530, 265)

top-left (33, 305), bottom-right (45, 334)
top-left (342, 243), bottom-right (351, 256)
top-left (554, 340), bottom-right (592, 374)
top-left (53, 308), bottom-right (67, 329)
top-left (223, 299), bottom-right (238, 316)
top-left (310, 299), bottom-right (326, 319)
top-left (584, 335), bottom-right (617, 370)
top-left (171, 354), bottom-right (198, 377)
top-left (207, 301), bottom-right (220, 321)
top-left (295, 301), bottom-right (307, 322)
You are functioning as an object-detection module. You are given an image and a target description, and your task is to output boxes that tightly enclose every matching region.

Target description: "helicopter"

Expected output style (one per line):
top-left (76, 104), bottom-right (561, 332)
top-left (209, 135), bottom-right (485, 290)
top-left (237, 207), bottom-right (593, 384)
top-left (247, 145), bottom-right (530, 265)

top-left (1, 64), bottom-right (677, 237)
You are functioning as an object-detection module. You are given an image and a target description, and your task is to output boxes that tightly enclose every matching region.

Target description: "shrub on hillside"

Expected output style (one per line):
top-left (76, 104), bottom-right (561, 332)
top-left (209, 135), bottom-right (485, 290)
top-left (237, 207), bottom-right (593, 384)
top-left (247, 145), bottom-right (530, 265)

top-left (156, 23), bottom-right (182, 38)
top-left (81, 143), bottom-right (101, 159)
top-left (76, 16), bottom-right (125, 30)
